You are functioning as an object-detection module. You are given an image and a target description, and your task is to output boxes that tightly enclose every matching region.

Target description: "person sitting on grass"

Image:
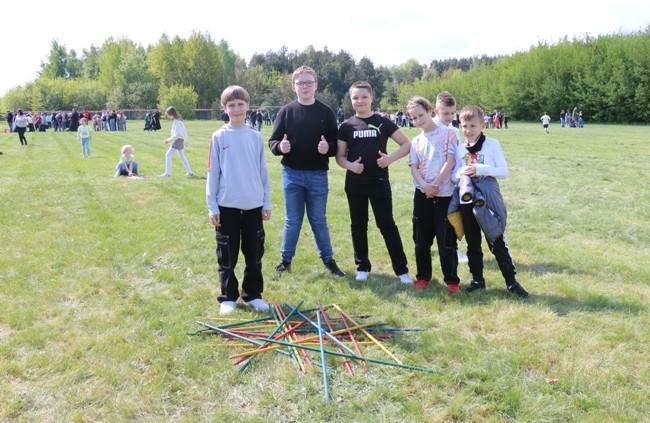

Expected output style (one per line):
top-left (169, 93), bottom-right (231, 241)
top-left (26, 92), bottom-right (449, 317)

top-left (114, 145), bottom-right (139, 177)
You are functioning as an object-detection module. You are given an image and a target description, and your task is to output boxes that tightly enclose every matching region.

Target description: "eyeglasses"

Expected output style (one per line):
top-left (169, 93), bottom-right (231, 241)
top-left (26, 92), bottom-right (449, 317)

top-left (294, 81), bottom-right (316, 88)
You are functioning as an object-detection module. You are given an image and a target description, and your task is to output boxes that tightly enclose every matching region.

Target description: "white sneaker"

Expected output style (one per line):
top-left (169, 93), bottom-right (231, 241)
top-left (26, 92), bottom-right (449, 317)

top-left (457, 249), bottom-right (468, 263)
top-left (185, 173), bottom-right (194, 177)
top-left (356, 271), bottom-right (369, 281)
top-left (398, 273), bottom-right (413, 284)
top-left (159, 173), bottom-right (170, 178)
top-left (219, 301), bottom-right (237, 315)
top-left (245, 298), bottom-right (270, 312)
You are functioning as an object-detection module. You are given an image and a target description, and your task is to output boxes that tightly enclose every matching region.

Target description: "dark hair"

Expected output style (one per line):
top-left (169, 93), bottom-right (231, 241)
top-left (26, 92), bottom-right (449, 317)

top-left (350, 81), bottom-right (373, 95)
top-left (165, 106), bottom-right (182, 120)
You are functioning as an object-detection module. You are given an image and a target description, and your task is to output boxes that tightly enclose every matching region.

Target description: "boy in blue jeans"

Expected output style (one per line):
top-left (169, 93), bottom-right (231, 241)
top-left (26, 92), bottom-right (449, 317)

top-left (268, 66), bottom-right (344, 277)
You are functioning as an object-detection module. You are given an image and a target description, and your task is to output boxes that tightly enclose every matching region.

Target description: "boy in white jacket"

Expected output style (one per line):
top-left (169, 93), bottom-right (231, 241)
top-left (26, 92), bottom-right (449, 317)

top-left (454, 105), bottom-right (529, 298)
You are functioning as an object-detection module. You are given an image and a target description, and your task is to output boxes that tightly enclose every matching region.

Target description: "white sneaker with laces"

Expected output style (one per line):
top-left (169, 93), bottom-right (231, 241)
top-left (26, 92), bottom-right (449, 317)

top-left (355, 271), bottom-right (369, 281)
top-left (159, 173), bottom-right (170, 178)
top-left (219, 301), bottom-right (237, 315)
top-left (398, 273), bottom-right (413, 284)
top-left (245, 298), bottom-right (270, 312)
top-left (457, 249), bottom-right (468, 263)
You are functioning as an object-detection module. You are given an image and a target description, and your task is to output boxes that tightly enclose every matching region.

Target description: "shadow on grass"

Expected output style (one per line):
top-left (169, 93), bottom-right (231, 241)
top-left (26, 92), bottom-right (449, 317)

top-left (339, 272), bottom-right (646, 317)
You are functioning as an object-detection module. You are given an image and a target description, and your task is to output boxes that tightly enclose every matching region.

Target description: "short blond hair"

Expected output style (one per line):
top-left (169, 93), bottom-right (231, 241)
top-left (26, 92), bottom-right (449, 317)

top-left (292, 65), bottom-right (318, 83)
top-left (121, 144), bottom-right (133, 155)
top-left (459, 105), bottom-right (485, 122)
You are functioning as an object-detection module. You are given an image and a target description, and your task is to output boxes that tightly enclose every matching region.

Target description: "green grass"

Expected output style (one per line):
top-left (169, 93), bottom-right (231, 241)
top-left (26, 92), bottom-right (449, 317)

top-left (1, 120), bottom-right (649, 422)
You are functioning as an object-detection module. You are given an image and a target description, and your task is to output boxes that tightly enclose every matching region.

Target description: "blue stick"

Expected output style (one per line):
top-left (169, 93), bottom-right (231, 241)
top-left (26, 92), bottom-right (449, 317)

top-left (317, 309), bottom-right (330, 401)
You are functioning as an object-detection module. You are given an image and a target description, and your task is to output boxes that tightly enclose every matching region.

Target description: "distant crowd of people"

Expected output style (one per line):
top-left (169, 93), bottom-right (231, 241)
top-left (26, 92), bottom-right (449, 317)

top-left (559, 107), bottom-right (584, 128)
top-left (4, 108), bottom-right (132, 134)
top-left (539, 107), bottom-right (585, 133)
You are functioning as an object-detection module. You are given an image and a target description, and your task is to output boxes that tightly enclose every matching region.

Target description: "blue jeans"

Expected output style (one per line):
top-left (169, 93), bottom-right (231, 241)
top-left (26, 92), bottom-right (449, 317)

top-left (80, 137), bottom-right (90, 157)
top-left (115, 161), bottom-right (139, 175)
top-left (280, 166), bottom-right (334, 262)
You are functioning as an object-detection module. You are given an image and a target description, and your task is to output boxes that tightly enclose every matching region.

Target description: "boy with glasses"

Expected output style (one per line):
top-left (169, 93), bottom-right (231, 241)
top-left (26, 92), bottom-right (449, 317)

top-left (268, 66), bottom-right (344, 277)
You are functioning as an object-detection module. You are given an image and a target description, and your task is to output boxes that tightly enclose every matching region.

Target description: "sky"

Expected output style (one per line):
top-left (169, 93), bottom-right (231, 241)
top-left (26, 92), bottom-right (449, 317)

top-left (1, 0), bottom-right (648, 97)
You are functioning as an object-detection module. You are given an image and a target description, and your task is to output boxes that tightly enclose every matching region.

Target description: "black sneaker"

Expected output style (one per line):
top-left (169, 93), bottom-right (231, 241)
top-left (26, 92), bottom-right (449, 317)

top-left (275, 260), bottom-right (291, 276)
top-left (465, 280), bottom-right (486, 293)
top-left (324, 259), bottom-right (345, 277)
top-left (507, 282), bottom-right (529, 298)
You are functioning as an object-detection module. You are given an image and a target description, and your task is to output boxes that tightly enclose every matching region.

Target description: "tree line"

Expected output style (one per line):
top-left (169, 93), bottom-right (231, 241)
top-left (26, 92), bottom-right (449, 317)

top-left (1, 27), bottom-right (648, 123)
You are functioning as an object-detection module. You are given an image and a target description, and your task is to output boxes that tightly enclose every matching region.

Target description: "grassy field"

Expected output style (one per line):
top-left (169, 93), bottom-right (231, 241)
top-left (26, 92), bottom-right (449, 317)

top-left (0, 119), bottom-right (649, 422)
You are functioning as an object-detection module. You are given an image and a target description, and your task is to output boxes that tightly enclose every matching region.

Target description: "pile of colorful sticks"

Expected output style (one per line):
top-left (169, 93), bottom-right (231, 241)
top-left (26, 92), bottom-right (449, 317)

top-left (190, 301), bottom-right (436, 400)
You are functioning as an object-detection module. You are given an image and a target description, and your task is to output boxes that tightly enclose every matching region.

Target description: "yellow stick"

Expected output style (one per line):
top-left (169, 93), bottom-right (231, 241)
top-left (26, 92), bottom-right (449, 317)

top-left (276, 304), bottom-right (307, 372)
top-left (332, 304), bottom-right (403, 365)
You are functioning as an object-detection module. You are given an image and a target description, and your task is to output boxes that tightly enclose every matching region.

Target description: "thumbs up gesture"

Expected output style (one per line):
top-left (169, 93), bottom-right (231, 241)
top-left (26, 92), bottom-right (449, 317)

top-left (317, 135), bottom-right (329, 154)
top-left (279, 133), bottom-right (291, 154)
top-left (349, 156), bottom-right (364, 174)
top-left (377, 150), bottom-right (391, 168)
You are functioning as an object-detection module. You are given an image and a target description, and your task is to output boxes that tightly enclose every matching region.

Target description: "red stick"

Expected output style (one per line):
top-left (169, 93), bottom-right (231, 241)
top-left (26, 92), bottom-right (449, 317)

top-left (320, 303), bottom-right (354, 375)
top-left (337, 306), bottom-right (366, 366)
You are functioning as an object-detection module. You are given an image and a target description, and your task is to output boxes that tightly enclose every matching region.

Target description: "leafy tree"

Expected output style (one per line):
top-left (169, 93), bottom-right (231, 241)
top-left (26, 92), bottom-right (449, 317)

top-left (97, 38), bottom-right (137, 92)
top-left (217, 39), bottom-right (244, 85)
top-left (239, 65), bottom-right (271, 107)
top-left (32, 78), bottom-right (67, 111)
top-left (64, 79), bottom-right (107, 111)
top-left (317, 88), bottom-right (339, 112)
top-left (66, 49), bottom-right (83, 79)
top-left (40, 40), bottom-right (68, 79)
top-left (1, 86), bottom-right (29, 111)
top-left (26, 83), bottom-right (44, 112)
top-left (112, 47), bottom-right (159, 108)
top-left (250, 45), bottom-right (292, 74)
top-left (82, 45), bottom-right (101, 79)
top-left (183, 32), bottom-right (225, 108)
top-left (261, 72), bottom-right (294, 109)
top-left (147, 34), bottom-right (186, 89)
top-left (158, 84), bottom-right (198, 120)
top-left (391, 59), bottom-right (424, 84)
